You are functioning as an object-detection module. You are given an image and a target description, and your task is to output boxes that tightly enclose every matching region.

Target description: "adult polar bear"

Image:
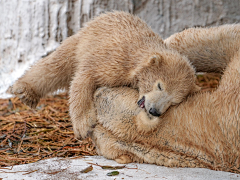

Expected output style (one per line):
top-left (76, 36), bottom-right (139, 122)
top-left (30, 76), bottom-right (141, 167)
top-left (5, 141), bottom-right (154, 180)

top-left (91, 25), bottom-right (240, 174)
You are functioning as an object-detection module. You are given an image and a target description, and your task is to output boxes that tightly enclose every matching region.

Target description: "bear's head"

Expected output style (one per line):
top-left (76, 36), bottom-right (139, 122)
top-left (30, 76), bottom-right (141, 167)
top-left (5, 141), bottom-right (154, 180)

top-left (136, 50), bottom-right (200, 117)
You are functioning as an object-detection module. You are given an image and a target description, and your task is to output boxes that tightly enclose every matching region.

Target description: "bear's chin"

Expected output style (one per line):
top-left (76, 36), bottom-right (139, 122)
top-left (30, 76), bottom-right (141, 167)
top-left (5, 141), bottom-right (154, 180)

top-left (135, 110), bottom-right (161, 134)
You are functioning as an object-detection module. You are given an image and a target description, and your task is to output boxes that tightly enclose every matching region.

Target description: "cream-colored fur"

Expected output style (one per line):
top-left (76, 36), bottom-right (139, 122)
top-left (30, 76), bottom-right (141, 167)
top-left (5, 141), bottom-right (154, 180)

top-left (165, 24), bottom-right (240, 73)
top-left (10, 11), bottom-right (199, 139)
top-left (91, 26), bottom-right (240, 174)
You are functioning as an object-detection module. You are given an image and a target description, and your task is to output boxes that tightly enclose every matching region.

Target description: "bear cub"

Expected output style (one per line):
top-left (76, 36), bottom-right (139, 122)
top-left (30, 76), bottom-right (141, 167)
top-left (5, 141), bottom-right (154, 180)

top-left (10, 11), bottom-right (200, 139)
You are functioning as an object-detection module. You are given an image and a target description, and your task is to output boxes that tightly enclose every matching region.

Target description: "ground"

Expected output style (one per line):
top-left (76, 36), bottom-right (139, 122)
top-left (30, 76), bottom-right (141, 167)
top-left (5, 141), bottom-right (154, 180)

top-left (1, 156), bottom-right (239, 180)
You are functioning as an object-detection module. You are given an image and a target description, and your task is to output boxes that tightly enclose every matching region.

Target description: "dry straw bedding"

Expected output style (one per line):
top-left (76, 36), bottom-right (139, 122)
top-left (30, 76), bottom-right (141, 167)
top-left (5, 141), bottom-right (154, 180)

top-left (0, 73), bottom-right (220, 167)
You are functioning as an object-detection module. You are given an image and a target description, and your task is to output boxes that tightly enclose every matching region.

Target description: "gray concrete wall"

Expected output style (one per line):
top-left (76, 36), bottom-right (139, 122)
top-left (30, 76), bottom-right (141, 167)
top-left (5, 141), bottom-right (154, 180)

top-left (134, 0), bottom-right (240, 38)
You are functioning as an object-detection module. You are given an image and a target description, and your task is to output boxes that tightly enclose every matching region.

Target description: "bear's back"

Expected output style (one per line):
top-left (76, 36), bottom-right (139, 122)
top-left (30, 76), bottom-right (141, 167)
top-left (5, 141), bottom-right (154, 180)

top-left (74, 11), bottom-right (165, 82)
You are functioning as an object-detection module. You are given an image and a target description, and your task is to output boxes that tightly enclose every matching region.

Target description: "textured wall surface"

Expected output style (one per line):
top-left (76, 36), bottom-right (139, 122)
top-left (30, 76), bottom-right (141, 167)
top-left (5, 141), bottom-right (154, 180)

top-left (1, 0), bottom-right (240, 96)
top-left (0, 0), bottom-right (133, 96)
top-left (134, 0), bottom-right (240, 38)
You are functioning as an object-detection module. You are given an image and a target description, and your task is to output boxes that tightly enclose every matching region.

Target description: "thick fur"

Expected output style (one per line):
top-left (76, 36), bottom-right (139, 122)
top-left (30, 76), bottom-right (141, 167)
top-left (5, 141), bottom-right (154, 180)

top-left (91, 27), bottom-right (240, 174)
top-left (165, 24), bottom-right (240, 73)
top-left (10, 11), bottom-right (199, 139)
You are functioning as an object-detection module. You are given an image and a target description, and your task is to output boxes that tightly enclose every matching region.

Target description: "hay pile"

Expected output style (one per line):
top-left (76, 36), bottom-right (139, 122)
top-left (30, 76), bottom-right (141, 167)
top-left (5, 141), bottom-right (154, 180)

top-left (0, 73), bottom-right (220, 167)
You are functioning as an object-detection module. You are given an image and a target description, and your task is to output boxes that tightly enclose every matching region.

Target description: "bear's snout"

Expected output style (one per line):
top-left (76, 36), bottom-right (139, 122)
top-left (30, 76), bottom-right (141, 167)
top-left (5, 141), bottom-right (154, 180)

top-left (149, 108), bottom-right (161, 117)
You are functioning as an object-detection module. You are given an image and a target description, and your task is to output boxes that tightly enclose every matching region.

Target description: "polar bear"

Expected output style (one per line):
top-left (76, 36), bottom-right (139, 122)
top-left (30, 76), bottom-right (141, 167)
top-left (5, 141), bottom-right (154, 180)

top-left (10, 11), bottom-right (199, 139)
top-left (92, 24), bottom-right (240, 174)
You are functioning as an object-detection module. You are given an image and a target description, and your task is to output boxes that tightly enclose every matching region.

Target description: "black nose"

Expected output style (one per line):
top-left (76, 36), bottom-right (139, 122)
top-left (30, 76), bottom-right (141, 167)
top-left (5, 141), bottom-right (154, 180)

top-left (149, 108), bottom-right (161, 117)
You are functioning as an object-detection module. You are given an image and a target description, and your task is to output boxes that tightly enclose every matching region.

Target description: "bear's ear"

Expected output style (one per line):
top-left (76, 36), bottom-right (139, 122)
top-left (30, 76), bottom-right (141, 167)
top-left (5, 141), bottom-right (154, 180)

top-left (147, 55), bottom-right (162, 66)
top-left (191, 84), bottom-right (201, 93)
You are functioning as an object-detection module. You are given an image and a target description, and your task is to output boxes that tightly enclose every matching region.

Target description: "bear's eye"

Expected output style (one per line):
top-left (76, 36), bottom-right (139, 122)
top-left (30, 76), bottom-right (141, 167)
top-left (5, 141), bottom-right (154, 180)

top-left (158, 83), bottom-right (162, 91)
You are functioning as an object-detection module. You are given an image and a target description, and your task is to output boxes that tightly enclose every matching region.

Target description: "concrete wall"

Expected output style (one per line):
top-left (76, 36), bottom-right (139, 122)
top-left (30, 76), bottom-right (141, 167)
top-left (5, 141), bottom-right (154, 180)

top-left (1, 0), bottom-right (240, 96)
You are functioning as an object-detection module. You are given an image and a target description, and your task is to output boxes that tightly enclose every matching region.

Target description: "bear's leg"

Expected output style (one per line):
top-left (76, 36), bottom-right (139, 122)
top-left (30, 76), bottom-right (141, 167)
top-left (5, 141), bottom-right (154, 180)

top-left (92, 125), bottom-right (142, 164)
top-left (10, 34), bottom-right (79, 108)
top-left (214, 50), bottom-right (240, 134)
top-left (114, 139), bottom-right (205, 168)
top-left (69, 72), bottom-right (97, 139)
top-left (93, 123), bottom-right (202, 167)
